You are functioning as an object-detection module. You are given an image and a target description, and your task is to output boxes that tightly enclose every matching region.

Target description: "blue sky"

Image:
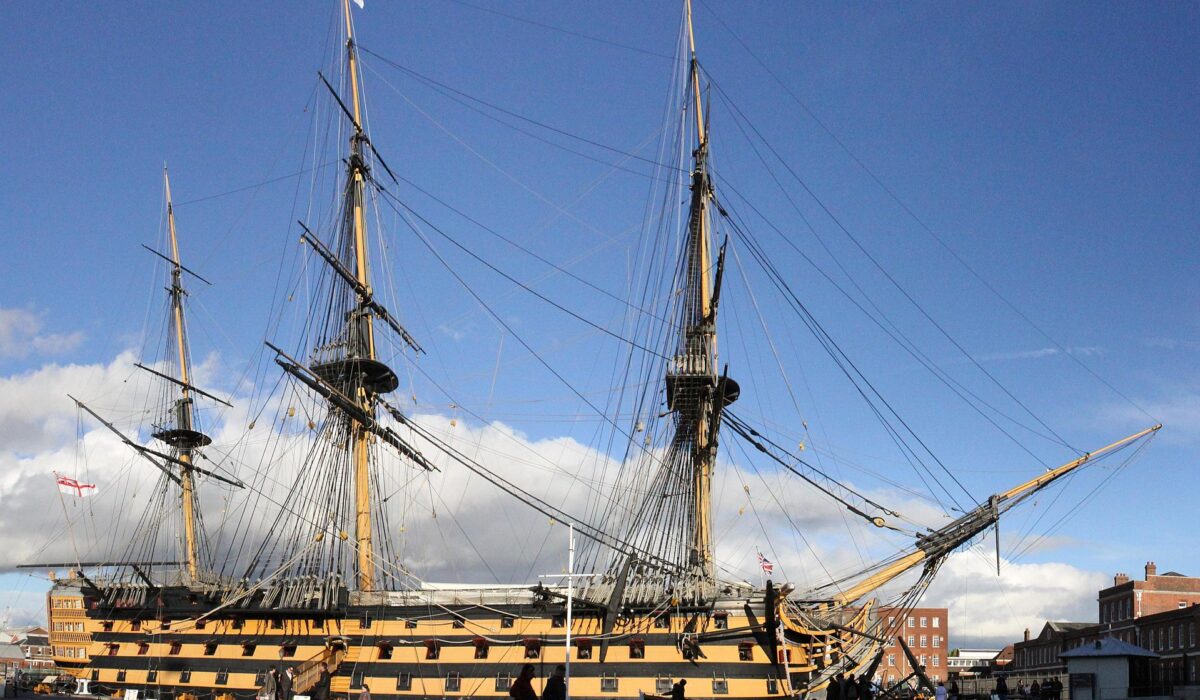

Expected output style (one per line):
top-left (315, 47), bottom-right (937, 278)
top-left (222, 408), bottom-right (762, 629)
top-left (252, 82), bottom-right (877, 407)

top-left (0, 1), bottom-right (1197, 644)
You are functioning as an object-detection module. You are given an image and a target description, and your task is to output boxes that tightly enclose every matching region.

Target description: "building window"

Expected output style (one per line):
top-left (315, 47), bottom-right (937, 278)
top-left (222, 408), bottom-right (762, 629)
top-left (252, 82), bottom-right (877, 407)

top-left (714, 613), bottom-right (728, 630)
top-left (601, 675), bottom-right (618, 693)
top-left (655, 614), bottom-right (671, 629)
top-left (426, 641), bottom-right (441, 660)
top-left (1181, 602), bottom-right (1188, 609)
top-left (147, 671), bottom-right (158, 683)
top-left (629, 639), bottom-right (645, 659)
top-left (397, 673), bottom-right (413, 691)
top-left (713, 675), bottom-right (729, 694)
top-left (767, 676), bottom-right (779, 694)
top-left (204, 642), bottom-right (217, 656)
top-left (920, 655), bottom-right (928, 668)
top-left (739, 642), bottom-right (754, 661)
top-left (933, 636), bottom-right (941, 647)
top-left (446, 672), bottom-right (462, 692)
top-left (932, 617), bottom-right (940, 628)
top-left (169, 641), bottom-right (182, 655)
top-left (377, 644), bottom-right (392, 660)
top-left (908, 617), bottom-right (915, 627)
top-left (933, 655), bottom-right (940, 667)
top-left (525, 639), bottom-right (542, 659)
top-left (920, 617), bottom-right (927, 628)
top-left (216, 669), bottom-right (229, 685)
top-left (116, 670), bottom-right (126, 683)
top-left (888, 654), bottom-right (896, 666)
top-left (908, 636), bottom-right (915, 646)
top-left (501, 616), bottom-right (515, 629)
top-left (179, 670), bottom-right (191, 683)
top-left (577, 639), bottom-right (593, 659)
top-left (474, 639), bottom-right (489, 659)
top-left (496, 674), bottom-right (512, 693)
top-left (920, 636), bottom-right (927, 648)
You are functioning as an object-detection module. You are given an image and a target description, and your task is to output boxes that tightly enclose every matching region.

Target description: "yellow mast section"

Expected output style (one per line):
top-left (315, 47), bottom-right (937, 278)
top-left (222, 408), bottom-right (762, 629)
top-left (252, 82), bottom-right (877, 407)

top-left (164, 166), bottom-right (200, 581)
top-left (829, 424), bottom-right (1161, 606)
top-left (343, 0), bottom-right (378, 592)
top-left (685, 0), bottom-right (716, 580)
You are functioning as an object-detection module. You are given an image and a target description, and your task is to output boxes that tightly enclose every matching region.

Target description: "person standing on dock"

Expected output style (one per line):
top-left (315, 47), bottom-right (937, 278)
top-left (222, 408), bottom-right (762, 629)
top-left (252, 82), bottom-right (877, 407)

top-left (510, 664), bottom-right (537, 700)
top-left (542, 666), bottom-right (566, 700)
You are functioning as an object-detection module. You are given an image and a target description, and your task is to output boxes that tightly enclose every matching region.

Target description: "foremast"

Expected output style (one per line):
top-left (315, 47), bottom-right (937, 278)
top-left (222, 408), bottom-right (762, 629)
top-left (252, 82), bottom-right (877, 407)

top-left (159, 167), bottom-right (208, 582)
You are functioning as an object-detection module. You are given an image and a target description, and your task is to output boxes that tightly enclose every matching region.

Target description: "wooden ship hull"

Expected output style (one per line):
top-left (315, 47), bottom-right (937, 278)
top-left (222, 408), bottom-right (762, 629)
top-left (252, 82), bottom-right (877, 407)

top-left (54, 582), bottom-right (886, 700)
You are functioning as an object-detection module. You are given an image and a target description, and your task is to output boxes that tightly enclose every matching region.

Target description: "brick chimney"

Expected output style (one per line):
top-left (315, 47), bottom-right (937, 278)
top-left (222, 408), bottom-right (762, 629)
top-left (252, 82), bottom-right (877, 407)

top-left (1024, 628), bottom-right (1031, 642)
top-left (1115, 572), bottom-right (1130, 586)
top-left (1145, 561), bottom-right (1157, 579)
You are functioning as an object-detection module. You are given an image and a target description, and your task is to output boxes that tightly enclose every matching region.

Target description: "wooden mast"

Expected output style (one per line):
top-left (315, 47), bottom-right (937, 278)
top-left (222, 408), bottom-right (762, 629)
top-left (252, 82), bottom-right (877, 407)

top-left (684, 0), bottom-right (717, 581)
top-left (342, 0), bottom-right (378, 592)
top-left (163, 166), bottom-right (201, 581)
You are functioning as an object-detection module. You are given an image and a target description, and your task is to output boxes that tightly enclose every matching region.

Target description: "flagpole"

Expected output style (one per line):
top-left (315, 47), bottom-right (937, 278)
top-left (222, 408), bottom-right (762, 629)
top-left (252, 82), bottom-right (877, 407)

top-left (566, 523), bottom-right (574, 700)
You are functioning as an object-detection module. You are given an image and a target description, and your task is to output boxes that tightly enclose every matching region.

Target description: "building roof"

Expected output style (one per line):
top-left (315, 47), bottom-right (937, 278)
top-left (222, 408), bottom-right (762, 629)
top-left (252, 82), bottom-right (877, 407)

top-left (1060, 638), bottom-right (1157, 659)
top-left (1047, 621), bottom-right (1094, 633)
top-left (0, 643), bottom-right (24, 661)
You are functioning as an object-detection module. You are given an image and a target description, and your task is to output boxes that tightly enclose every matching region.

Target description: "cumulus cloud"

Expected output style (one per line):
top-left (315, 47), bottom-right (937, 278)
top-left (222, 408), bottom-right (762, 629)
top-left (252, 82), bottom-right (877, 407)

top-left (921, 542), bottom-right (1105, 648)
top-left (0, 307), bottom-right (84, 359)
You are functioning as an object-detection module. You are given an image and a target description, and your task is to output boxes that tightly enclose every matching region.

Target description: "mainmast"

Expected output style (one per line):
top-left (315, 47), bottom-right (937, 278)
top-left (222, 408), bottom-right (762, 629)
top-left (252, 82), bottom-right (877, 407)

top-left (666, 0), bottom-right (737, 582)
top-left (343, 0), bottom-right (379, 592)
top-left (156, 166), bottom-right (209, 582)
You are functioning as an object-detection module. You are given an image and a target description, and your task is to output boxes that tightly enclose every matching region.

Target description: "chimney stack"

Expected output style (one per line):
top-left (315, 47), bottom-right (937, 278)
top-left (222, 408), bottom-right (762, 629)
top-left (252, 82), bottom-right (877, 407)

top-left (1024, 628), bottom-right (1031, 642)
top-left (1115, 572), bottom-right (1130, 586)
top-left (1145, 561), bottom-right (1157, 579)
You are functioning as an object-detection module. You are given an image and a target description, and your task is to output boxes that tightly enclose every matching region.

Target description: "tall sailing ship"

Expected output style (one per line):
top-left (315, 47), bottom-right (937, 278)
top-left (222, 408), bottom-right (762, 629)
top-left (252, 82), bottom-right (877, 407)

top-left (41, 3), bottom-right (1159, 700)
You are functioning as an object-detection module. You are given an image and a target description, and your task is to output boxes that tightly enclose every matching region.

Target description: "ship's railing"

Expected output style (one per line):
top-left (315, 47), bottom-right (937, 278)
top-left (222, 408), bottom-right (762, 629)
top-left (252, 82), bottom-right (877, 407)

top-left (292, 644), bottom-right (345, 695)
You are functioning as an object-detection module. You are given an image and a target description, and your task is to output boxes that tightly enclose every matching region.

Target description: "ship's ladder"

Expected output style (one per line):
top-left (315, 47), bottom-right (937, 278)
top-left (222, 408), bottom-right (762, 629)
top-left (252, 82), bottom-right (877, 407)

top-left (292, 642), bottom-right (347, 694)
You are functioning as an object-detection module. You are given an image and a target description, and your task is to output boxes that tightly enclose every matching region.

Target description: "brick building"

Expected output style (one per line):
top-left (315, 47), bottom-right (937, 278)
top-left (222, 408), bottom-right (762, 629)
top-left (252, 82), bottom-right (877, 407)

top-left (1006, 563), bottom-right (1200, 688)
top-left (878, 607), bottom-right (949, 686)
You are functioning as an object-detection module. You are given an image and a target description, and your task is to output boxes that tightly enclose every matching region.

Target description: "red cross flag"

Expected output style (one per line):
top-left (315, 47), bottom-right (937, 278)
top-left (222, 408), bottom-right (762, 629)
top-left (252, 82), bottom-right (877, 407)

top-left (56, 473), bottom-right (98, 498)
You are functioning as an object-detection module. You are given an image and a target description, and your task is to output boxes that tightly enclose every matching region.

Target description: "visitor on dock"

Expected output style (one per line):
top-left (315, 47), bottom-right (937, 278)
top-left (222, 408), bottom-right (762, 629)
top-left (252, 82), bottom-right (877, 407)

top-left (542, 665), bottom-right (566, 700)
top-left (670, 678), bottom-right (687, 700)
top-left (1030, 680), bottom-right (1040, 699)
top-left (314, 663), bottom-right (331, 700)
top-left (359, 683), bottom-right (372, 700)
top-left (827, 673), bottom-right (843, 700)
top-left (935, 681), bottom-right (946, 700)
top-left (259, 666), bottom-right (278, 700)
top-left (510, 664), bottom-right (537, 700)
top-left (857, 674), bottom-right (873, 700)
top-left (279, 667), bottom-right (294, 700)
top-left (845, 674), bottom-right (859, 700)
top-left (949, 680), bottom-right (959, 700)
top-left (994, 675), bottom-right (1009, 700)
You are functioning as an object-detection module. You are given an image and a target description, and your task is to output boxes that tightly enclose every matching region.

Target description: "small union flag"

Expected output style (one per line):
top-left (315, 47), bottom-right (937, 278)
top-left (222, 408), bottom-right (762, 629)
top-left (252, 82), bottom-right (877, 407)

top-left (757, 551), bottom-right (774, 574)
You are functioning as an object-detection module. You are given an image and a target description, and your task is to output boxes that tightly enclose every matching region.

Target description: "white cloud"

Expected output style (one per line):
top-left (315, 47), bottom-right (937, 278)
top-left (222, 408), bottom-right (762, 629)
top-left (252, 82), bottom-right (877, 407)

top-left (921, 543), bottom-right (1105, 647)
top-left (975, 346), bottom-right (1104, 362)
top-left (0, 307), bottom-right (84, 359)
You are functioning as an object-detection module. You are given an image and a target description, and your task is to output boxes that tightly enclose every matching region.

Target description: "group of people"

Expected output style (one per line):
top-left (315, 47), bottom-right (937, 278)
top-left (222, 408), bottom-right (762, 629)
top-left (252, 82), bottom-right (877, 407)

top-left (1010, 677), bottom-right (1063, 700)
top-left (258, 664), bottom-right (346, 700)
top-left (507, 664), bottom-right (568, 700)
top-left (508, 664), bottom-right (687, 700)
top-left (825, 671), bottom-right (876, 700)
